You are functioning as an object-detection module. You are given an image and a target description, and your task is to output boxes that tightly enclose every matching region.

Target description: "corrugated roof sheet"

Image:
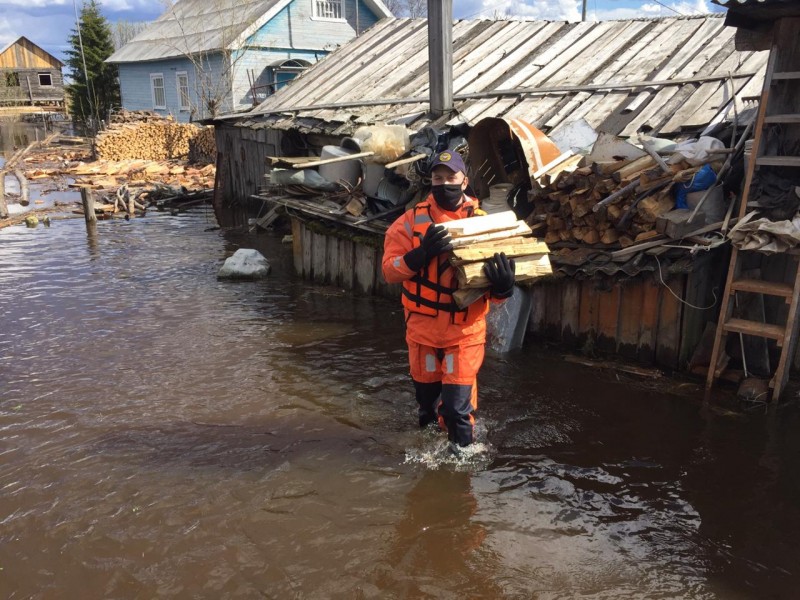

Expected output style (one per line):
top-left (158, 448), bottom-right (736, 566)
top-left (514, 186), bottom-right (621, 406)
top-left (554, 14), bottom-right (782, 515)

top-left (107, 0), bottom-right (282, 63)
top-left (230, 15), bottom-right (767, 138)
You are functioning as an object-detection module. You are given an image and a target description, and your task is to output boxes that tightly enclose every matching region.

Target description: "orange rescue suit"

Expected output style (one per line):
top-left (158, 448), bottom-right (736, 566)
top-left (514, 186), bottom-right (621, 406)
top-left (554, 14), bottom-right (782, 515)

top-left (382, 195), bottom-right (491, 348)
top-left (382, 194), bottom-right (499, 446)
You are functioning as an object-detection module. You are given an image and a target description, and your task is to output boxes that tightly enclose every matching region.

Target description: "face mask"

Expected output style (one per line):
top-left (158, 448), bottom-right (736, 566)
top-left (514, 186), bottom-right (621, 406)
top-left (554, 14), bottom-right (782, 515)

top-left (431, 184), bottom-right (464, 211)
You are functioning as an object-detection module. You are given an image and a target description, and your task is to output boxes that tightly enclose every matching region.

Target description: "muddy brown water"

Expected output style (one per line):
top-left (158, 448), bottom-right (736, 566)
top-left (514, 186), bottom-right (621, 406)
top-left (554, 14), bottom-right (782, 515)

top-left (2, 210), bottom-right (800, 599)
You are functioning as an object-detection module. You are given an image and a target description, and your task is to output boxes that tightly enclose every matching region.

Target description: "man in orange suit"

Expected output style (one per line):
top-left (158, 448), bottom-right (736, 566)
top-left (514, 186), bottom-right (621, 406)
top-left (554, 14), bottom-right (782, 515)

top-left (382, 150), bottom-right (515, 449)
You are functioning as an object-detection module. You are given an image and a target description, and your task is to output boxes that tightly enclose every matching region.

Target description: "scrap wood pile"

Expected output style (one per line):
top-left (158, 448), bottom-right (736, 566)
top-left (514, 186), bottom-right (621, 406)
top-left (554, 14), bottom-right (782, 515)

top-left (75, 183), bottom-right (213, 220)
top-left (25, 159), bottom-right (215, 192)
top-left (441, 210), bottom-right (552, 306)
top-left (260, 124), bottom-right (436, 220)
top-left (94, 110), bottom-right (208, 162)
top-left (527, 143), bottom-right (724, 250)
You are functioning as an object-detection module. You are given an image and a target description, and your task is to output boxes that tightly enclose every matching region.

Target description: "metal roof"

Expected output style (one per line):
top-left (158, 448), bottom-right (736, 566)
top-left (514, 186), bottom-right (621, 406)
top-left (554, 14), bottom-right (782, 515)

top-left (108, 0), bottom-right (393, 64)
top-left (226, 15), bottom-right (767, 138)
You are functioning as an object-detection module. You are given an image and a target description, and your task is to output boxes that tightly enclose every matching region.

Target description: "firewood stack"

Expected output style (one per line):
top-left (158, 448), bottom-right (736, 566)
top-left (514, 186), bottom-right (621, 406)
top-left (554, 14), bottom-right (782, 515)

top-left (188, 127), bottom-right (216, 164)
top-left (527, 154), bottom-right (709, 248)
top-left (441, 211), bottom-right (552, 306)
top-left (95, 113), bottom-right (205, 162)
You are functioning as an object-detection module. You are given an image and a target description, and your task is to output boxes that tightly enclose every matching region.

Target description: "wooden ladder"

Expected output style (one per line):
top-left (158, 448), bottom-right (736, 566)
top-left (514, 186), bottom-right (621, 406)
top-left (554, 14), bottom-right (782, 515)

top-left (705, 18), bottom-right (800, 402)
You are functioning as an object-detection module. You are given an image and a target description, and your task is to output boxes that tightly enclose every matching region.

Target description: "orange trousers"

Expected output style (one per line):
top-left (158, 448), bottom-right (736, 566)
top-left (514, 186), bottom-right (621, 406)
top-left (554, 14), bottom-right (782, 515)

top-left (407, 341), bottom-right (484, 446)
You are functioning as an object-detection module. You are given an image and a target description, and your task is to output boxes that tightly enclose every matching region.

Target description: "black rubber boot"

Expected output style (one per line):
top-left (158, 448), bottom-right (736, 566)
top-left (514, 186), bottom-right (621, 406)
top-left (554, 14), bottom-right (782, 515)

top-left (440, 383), bottom-right (474, 446)
top-left (413, 380), bottom-right (442, 428)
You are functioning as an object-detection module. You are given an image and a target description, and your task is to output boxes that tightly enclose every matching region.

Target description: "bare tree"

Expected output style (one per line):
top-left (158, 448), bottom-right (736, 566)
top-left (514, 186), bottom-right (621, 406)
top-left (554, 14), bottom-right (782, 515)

top-left (158, 0), bottom-right (258, 119)
top-left (112, 20), bottom-right (150, 50)
top-left (383, 0), bottom-right (427, 17)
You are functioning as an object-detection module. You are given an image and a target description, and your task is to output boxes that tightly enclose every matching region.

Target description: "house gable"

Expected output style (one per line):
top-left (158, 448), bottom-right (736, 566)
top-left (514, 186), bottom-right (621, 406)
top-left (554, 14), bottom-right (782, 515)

top-left (0, 37), bottom-right (64, 70)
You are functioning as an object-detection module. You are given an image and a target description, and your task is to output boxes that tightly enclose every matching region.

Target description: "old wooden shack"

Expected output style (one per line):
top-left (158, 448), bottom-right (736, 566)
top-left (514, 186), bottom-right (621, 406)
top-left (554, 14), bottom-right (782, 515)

top-left (210, 14), bottom-right (776, 372)
top-left (0, 37), bottom-right (65, 107)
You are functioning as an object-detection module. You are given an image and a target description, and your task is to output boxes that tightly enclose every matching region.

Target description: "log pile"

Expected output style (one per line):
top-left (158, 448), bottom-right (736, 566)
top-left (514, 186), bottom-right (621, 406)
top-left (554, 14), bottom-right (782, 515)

top-left (188, 126), bottom-right (216, 164)
top-left (527, 154), bottom-right (712, 248)
top-left (95, 112), bottom-right (204, 161)
top-left (443, 211), bottom-right (552, 296)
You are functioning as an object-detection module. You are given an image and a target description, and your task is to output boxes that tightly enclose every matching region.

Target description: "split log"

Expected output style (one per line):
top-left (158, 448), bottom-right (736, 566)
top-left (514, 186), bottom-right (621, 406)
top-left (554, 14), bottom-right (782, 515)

top-left (451, 238), bottom-right (549, 263)
top-left (449, 221), bottom-right (533, 248)
top-left (612, 156), bottom-right (657, 183)
top-left (441, 210), bottom-right (518, 237)
top-left (455, 253), bottom-right (552, 287)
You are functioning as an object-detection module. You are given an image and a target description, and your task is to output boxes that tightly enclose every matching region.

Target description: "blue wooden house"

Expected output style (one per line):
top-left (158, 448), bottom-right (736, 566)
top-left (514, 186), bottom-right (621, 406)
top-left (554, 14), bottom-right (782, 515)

top-left (107, 0), bottom-right (391, 122)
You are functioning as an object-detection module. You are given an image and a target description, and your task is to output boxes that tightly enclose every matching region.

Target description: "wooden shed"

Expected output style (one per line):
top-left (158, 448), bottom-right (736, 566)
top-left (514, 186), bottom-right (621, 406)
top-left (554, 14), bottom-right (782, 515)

top-left (283, 201), bottom-right (725, 373)
top-left (0, 37), bottom-right (65, 107)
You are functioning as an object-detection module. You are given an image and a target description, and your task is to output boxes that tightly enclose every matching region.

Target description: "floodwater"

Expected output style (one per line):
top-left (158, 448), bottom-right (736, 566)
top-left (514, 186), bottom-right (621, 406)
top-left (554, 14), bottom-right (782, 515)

top-left (2, 210), bottom-right (800, 599)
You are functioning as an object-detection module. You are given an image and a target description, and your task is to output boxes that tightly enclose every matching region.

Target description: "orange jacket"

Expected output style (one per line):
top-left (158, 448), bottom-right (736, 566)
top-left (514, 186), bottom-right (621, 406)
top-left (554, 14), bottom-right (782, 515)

top-left (382, 195), bottom-right (492, 348)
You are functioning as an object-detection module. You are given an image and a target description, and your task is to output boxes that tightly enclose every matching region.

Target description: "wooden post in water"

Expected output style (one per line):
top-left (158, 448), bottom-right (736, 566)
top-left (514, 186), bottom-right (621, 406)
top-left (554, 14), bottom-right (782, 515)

top-left (81, 187), bottom-right (97, 233)
top-left (0, 171), bottom-right (8, 219)
top-left (13, 170), bottom-right (29, 206)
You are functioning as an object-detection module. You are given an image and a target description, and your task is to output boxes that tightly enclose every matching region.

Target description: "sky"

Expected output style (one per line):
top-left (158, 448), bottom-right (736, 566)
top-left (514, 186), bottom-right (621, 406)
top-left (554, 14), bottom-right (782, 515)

top-left (0, 0), bottom-right (724, 70)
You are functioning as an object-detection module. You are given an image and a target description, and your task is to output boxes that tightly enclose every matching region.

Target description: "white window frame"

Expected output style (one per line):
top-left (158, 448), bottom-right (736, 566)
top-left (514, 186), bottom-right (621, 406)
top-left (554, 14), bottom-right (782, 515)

top-left (150, 73), bottom-right (166, 110)
top-left (37, 72), bottom-right (53, 86)
top-left (312, 0), bottom-right (345, 21)
top-left (176, 71), bottom-right (190, 111)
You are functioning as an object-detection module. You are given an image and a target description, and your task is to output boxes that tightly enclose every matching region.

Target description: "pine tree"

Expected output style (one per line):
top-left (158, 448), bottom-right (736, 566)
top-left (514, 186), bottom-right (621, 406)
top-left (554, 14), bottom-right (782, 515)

top-left (64, 0), bottom-right (120, 127)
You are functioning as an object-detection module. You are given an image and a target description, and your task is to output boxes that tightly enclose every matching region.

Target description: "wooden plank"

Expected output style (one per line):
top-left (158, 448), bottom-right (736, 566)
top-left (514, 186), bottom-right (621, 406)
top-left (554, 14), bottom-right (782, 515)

top-left (561, 279), bottom-right (581, 345)
top-left (451, 239), bottom-right (550, 263)
top-left (338, 237), bottom-right (355, 291)
top-left (354, 243), bottom-right (377, 295)
top-left (291, 218), bottom-right (303, 276)
top-left (529, 284), bottom-right (547, 334)
top-left (457, 253), bottom-right (552, 287)
top-left (679, 260), bottom-right (713, 369)
top-left (326, 234), bottom-right (340, 287)
top-left (756, 156), bottom-right (800, 167)
top-left (302, 222), bottom-right (313, 280)
top-left (638, 277), bottom-right (661, 364)
top-left (655, 274), bottom-right (685, 370)
top-left (311, 231), bottom-right (328, 284)
top-left (454, 22), bottom-right (564, 94)
top-left (616, 280), bottom-right (645, 360)
top-left (449, 222), bottom-right (533, 248)
top-left (596, 283), bottom-right (622, 353)
top-left (619, 23), bottom-right (738, 136)
top-left (544, 282), bottom-right (563, 341)
top-left (441, 210), bottom-right (518, 237)
top-left (578, 280), bottom-right (600, 342)
top-left (773, 235), bottom-right (800, 398)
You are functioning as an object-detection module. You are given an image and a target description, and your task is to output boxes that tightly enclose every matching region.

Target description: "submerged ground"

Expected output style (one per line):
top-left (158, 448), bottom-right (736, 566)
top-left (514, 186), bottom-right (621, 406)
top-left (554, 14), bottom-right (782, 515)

top-left (1, 208), bottom-right (799, 599)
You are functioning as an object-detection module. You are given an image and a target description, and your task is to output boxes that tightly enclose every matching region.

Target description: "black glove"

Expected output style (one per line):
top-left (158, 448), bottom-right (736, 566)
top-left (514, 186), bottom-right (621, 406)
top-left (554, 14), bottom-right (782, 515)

top-left (403, 224), bottom-right (453, 272)
top-left (483, 252), bottom-right (516, 298)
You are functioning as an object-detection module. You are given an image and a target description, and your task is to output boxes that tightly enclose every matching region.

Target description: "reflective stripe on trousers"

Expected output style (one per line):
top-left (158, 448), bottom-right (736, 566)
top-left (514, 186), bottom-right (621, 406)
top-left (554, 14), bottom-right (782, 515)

top-left (408, 341), bottom-right (484, 446)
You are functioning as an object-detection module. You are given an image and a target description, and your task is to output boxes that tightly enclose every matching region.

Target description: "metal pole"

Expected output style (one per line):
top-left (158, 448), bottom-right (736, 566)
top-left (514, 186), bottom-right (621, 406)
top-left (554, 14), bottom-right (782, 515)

top-left (582, 0), bottom-right (588, 21)
top-left (427, 0), bottom-right (453, 117)
top-left (73, 0), bottom-right (97, 131)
